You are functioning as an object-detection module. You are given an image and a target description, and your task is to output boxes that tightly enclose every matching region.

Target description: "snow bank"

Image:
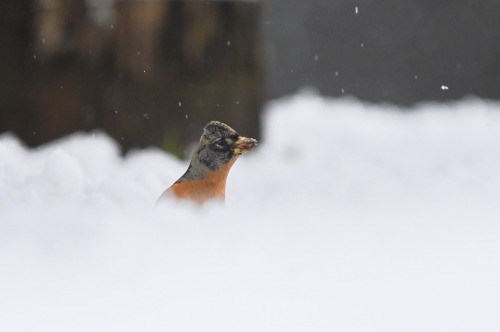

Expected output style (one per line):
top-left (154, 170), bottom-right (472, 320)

top-left (1, 94), bottom-right (500, 332)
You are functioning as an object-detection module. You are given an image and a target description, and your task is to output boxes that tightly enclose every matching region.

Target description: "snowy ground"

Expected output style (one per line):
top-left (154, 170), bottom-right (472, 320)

top-left (1, 93), bottom-right (500, 331)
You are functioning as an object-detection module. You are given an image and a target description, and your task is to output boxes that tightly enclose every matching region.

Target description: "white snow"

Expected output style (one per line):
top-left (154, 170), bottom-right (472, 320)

top-left (1, 94), bottom-right (500, 331)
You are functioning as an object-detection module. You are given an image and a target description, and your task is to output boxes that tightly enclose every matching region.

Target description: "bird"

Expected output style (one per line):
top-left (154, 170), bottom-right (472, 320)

top-left (157, 121), bottom-right (257, 205)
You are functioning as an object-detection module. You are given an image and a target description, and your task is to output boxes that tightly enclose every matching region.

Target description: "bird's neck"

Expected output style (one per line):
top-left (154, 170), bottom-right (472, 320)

top-left (201, 157), bottom-right (238, 188)
top-left (177, 163), bottom-right (204, 182)
top-left (178, 155), bottom-right (239, 184)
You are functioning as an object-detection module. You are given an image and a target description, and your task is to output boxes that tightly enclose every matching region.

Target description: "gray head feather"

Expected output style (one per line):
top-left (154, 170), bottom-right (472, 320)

top-left (176, 121), bottom-right (240, 182)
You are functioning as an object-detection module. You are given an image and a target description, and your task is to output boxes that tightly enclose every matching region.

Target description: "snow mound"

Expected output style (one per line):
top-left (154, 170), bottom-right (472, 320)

top-left (1, 94), bottom-right (500, 332)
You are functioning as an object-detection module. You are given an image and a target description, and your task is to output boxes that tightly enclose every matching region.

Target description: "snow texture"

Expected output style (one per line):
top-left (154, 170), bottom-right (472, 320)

top-left (1, 94), bottom-right (500, 331)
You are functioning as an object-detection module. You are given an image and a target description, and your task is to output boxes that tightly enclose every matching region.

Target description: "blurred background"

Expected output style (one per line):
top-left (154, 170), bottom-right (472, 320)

top-left (1, 0), bottom-right (499, 157)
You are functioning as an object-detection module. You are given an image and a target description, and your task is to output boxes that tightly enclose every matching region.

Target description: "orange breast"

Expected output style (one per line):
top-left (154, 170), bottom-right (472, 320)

top-left (160, 156), bottom-right (238, 204)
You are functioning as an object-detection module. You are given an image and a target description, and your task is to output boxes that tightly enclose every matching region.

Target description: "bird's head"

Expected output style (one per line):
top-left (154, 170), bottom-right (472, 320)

top-left (194, 121), bottom-right (257, 172)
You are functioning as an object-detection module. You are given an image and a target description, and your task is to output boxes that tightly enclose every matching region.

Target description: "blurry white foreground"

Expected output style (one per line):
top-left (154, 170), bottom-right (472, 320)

top-left (1, 94), bottom-right (500, 332)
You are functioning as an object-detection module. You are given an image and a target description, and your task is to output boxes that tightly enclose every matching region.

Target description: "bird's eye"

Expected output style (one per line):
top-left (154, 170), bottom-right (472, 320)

top-left (211, 138), bottom-right (227, 151)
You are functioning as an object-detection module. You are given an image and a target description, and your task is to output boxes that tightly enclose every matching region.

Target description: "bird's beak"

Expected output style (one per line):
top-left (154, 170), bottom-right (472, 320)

top-left (232, 136), bottom-right (258, 155)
